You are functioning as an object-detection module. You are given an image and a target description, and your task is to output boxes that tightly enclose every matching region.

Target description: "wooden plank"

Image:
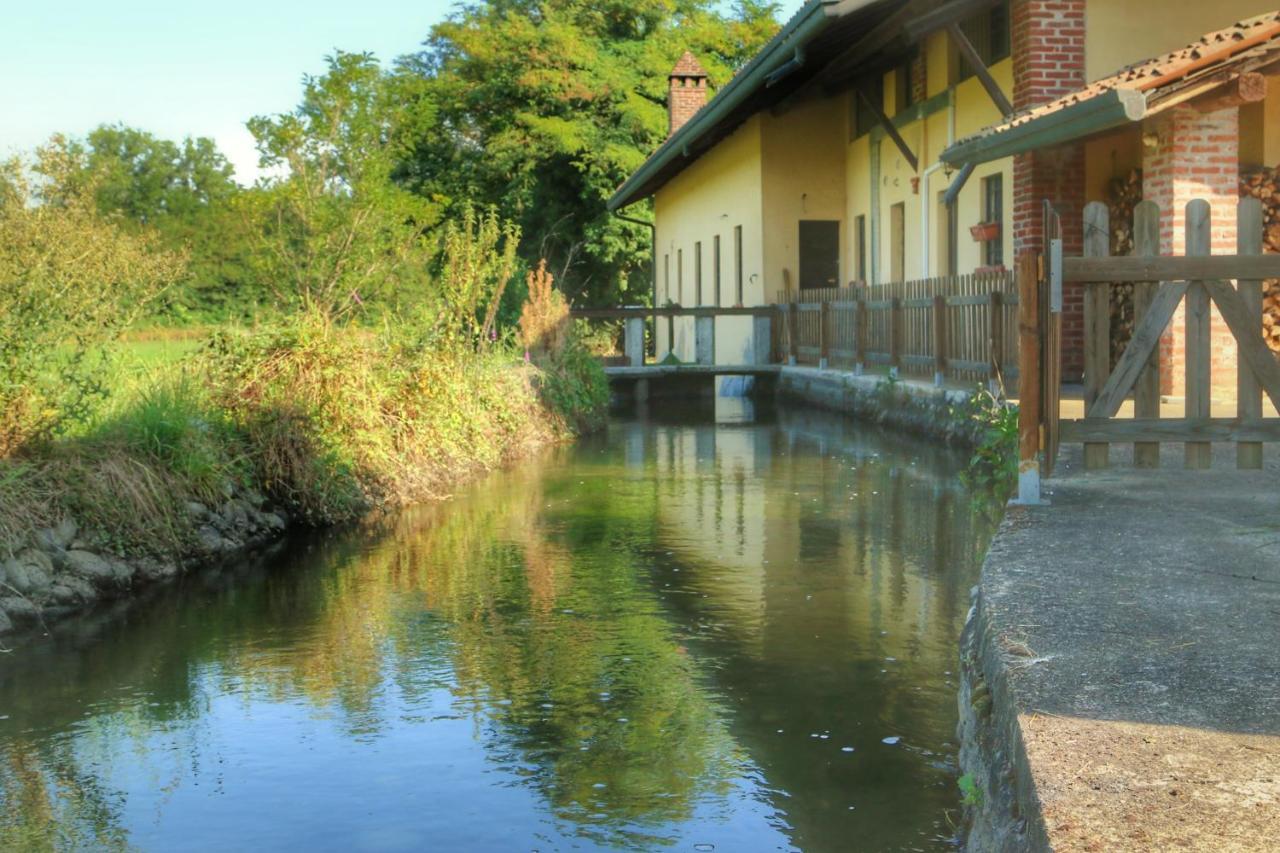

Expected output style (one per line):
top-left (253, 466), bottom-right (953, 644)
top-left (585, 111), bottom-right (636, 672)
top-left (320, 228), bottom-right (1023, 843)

top-left (855, 294), bottom-right (868, 367)
top-left (933, 294), bottom-right (948, 382)
top-left (572, 306), bottom-right (776, 319)
top-left (1132, 200), bottom-right (1162, 468)
top-left (1086, 282), bottom-right (1187, 419)
top-left (944, 21), bottom-right (1014, 118)
top-left (1204, 280), bottom-right (1280, 411)
top-left (1017, 254), bottom-right (1042, 473)
top-left (889, 297), bottom-right (902, 372)
top-left (1185, 200), bottom-right (1212, 470)
top-left (857, 88), bottom-right (919, 172)
top-left (1236, 197), bottom-right (1265, 470)
top-left (1061, 418), bottom-right (1280, 443)
top-left (819, 301), bottom-right (831, 366)
top-left (1064, 254), bottom-right (1280, 282)
top-left (1083, 201), bottom-right (1111, 470)
top-left (989, 291), bottom-right (1003, 381)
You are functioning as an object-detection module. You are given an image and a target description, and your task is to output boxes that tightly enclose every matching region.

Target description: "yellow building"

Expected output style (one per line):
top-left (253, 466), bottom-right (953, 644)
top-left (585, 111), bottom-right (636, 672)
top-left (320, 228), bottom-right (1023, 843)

top-left (609, 0), bottom-right (1280, 382)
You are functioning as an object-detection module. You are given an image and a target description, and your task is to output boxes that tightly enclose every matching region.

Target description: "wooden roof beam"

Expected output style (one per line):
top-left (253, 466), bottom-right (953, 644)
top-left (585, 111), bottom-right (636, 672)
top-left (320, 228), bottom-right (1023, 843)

top-left (818, 0), bottom-right (943, 94)
top-left (945, 21), bottom-right (1014, 117)
top-left (1186, 71), bottom-right (1267, 112)
top-left (903, 0), bottom-right (1003, 41)
top-left (859, 87), bottom-right (919, 171)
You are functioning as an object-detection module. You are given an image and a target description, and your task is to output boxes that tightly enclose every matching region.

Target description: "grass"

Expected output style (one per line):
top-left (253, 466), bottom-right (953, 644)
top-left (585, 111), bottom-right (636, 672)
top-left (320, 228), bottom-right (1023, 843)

top-left (2, 318), bottom-right (608, 560)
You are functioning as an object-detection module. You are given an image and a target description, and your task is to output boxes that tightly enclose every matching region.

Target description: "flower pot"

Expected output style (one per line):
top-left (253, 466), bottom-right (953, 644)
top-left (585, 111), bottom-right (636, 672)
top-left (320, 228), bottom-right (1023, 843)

top-left (970, 221), bottom-right (1001, 242)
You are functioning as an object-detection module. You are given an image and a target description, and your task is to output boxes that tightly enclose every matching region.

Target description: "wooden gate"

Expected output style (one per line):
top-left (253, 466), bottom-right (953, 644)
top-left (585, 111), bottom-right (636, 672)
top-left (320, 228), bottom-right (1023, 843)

top-left (1046, 196), bottom-right (1280, 471)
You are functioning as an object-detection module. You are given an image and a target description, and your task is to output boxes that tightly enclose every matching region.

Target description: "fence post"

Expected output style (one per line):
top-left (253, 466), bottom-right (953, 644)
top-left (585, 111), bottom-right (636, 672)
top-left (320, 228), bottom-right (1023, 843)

top-left (1083, 201), bottom-right (1111, 470)
top-left (1185, 200), bottom-right (1212, 470)
top-left (854, 292), bottom-right (867, 375)
top-left (788, 301), bottom-right (799, 366)
top-left (1014, 253), bottom-right (1044, 505)
top-left (1238, 197), bottom-right (1264, 469)
top-left (988, 291), bottom-right (1004, 395)
top-left (747, 313), bottom-right (769, 366)
top-left (695, 314), bottom-right (715, 366)
top-left (819, 301), bottom-right (831, 369)
top-left (932, 294), bottom-right (948, 387)
top-left (666, 312), bottom-right (675, 361)
top-left (889, 296), bottom-right (902, 378)
top-left (1133, 200), bottom-right (1162, 469)
top-left (625, 316), bottom-right (644, 367)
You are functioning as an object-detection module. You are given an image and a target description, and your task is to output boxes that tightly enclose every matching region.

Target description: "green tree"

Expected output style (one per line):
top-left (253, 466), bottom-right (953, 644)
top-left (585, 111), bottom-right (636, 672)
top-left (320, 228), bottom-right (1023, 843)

top-left (69, 124), bottom-right (253, 323)
top-left (0, 138), bottom-right (185, 454)
top-left (396, 0), bottom-right (781, 307)
top-left (243, 51), bottom-right (442, 319)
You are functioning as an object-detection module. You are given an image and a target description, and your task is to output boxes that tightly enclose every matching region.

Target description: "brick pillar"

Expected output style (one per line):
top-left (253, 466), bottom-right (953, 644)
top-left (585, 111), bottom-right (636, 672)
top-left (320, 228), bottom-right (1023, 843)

top-left (668, 52), bottom-right (709, 138)
top-left (1011, 0), bottom-right (1087, 378)
top-left (1142, 106), bottom-right (1240, 397)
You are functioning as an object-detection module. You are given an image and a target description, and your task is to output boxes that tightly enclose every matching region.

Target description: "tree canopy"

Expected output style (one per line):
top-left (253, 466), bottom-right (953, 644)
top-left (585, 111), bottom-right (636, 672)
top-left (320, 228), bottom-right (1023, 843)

top-left (396, 0), bottom-right (781, 306)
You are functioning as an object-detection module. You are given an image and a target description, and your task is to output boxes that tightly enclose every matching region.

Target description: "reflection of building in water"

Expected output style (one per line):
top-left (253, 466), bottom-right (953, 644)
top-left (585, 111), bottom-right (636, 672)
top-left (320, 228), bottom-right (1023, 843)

top-left (632, 408), bottom-right (982, 663)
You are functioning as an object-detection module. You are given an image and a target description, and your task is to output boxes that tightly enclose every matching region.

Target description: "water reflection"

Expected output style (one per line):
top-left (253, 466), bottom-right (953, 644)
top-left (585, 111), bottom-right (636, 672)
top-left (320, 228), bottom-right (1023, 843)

top-left (0, 405), bottom-right (995, 851)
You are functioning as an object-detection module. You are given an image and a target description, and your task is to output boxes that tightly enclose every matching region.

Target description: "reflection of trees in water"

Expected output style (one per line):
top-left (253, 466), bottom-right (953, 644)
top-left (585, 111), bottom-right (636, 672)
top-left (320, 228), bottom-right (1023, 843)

top-left (1, 456), bottom-right (740, 847)
top-left (0, 742), bottom-right (130, 851)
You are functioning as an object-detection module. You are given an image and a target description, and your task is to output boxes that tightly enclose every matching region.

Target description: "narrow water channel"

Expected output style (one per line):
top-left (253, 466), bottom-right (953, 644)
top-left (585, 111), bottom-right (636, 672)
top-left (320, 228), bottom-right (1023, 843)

top-left (0, 402), bottom-right (997, 852)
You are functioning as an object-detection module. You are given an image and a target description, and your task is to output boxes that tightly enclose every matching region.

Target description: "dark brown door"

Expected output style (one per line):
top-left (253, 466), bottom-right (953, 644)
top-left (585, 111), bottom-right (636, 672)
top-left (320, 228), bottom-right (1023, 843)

top-left (799, 220), bottom-right (840, 290)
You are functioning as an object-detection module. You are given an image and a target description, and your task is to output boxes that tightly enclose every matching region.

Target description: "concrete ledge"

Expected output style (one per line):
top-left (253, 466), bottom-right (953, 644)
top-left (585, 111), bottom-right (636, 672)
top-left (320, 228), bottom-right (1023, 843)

top-left (960, 444), bottom-right (1280, 851)
top-left (775, 366), bottom-right (986, 447)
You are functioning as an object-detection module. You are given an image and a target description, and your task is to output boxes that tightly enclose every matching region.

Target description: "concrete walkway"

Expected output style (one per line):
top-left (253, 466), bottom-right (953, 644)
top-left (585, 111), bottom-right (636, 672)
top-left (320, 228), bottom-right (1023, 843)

top-left (971, 442), bottom-right (1280, 851)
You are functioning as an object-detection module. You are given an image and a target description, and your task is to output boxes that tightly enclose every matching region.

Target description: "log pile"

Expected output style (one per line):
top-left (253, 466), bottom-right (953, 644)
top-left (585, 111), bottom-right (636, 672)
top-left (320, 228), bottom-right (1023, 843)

top-left (1238, 167), bottom-right (1280, 354)
top-left (1107, 169), bottom-right (1142, 366)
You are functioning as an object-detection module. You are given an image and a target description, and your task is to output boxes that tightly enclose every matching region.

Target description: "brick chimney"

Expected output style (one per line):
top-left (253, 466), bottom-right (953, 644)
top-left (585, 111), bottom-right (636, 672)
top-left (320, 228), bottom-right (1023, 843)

top-left (668, 51), bottom-right (709, 137)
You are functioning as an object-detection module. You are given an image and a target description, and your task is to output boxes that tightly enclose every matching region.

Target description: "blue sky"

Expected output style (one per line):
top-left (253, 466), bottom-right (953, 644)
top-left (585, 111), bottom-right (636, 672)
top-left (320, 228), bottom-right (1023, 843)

top-left (4, 1), bottom-right (807, 182)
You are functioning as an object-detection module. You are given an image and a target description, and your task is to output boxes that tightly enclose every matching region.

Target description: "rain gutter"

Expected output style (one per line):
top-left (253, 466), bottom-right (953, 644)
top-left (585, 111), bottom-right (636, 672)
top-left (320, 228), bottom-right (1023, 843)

top-left (940, 88), bottom-right (1148, 167)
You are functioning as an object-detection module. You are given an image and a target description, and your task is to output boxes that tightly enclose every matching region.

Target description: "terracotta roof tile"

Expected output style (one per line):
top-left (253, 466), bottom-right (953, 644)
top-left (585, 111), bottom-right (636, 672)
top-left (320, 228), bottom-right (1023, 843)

top-left (957, 10), bottom-right (1280, 144)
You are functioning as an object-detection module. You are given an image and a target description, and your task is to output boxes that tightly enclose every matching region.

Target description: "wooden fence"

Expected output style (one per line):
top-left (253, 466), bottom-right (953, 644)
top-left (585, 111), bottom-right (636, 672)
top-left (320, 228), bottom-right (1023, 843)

top-left (1025, 196), bottom-right (1280, 484)
top-left (776, 272), bottom-right (1018, 387)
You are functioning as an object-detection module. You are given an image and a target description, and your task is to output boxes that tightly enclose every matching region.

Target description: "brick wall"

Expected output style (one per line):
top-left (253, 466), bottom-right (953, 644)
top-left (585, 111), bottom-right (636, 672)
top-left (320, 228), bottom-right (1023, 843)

top-left (1009, 0), bottom-right (1087, 377)
top-left (1142, 106), bottom-right (1241, 396)
top-left (669, 75), bottom-right (708, 138)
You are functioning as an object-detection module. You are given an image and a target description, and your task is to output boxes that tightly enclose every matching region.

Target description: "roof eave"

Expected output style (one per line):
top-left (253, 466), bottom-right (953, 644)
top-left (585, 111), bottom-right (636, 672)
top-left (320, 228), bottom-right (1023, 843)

top-left (940, 89), bottom-right (1149, 167)
top-left (608, 0), bottom-right (864, 212)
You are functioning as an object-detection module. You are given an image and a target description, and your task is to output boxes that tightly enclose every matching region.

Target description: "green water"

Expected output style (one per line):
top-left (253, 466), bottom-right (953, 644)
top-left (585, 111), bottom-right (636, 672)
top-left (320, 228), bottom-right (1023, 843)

top-left (0, 402), bottom-right (996, 852)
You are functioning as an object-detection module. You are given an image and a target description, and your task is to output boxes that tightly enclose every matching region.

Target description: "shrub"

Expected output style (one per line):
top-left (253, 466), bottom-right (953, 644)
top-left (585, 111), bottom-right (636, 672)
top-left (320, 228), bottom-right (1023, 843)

top-left (0, 140), bottom-right (184, 455)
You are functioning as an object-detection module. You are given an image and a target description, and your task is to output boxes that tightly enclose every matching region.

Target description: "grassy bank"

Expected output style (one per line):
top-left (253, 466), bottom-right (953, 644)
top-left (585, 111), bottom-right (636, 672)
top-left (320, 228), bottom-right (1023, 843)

top-left (0, 314), bottom-right (608, 567)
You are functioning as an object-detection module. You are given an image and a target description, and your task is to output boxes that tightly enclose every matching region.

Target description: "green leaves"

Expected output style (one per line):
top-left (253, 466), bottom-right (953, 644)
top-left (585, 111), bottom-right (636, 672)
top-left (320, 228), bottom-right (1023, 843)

top-left (396, 0), bottom-right (782, 307)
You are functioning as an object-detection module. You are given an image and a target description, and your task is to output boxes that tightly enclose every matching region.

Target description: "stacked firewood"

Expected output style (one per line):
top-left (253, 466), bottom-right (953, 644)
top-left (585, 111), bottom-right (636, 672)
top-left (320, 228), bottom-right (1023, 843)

top-left (1107, 169), bottom-right (1143, 365)
top-left (1239, 167), bottom-right (1280, 354)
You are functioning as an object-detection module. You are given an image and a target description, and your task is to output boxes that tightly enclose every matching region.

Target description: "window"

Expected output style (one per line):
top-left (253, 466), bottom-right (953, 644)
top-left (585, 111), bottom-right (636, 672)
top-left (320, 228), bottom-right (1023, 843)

top-left (982, 173), bottom-right (1004, 268)
top-left (958, 0), bottom-right (1011, 82)
top-left (734, 225), bottom-right (744, 305)
top-left (852, 81), bottom-right (884, 139)
top-left (694, 241), bottom-right (703, 305)
top-left (677, 248), bottom-right (684, 305)
top-left (713, 235), bottom-right (722, 306)
top-left (854, 215), bottom-right (867, 283)
top-left (799, 220), bottom-right (840, 290)
top-left (663, 254), bottom-right (670, 305)
top-left (894, 52), bottom-right (918, 115)
top-left (889, 203), bottom-right (906, 283)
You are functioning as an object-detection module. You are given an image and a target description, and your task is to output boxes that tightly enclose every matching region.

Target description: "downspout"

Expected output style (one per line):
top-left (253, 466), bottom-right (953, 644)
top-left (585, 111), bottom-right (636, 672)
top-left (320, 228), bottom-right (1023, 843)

top-left (919, 94), bottom-right (956, 277)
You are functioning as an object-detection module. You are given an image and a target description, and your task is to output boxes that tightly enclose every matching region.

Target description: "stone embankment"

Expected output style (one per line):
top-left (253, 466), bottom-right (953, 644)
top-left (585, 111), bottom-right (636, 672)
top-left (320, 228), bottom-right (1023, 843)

top-left (0, 492), bottom-right (288, 636)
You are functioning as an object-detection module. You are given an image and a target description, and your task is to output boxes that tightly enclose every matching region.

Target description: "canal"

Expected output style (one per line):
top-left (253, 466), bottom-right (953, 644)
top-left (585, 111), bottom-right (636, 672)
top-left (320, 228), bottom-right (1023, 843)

top-left (0, 403), bottom-right (997, 852)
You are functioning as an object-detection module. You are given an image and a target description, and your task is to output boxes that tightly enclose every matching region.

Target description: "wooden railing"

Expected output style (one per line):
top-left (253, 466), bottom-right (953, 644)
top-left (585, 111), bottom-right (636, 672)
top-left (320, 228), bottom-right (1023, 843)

top-left (776, 273), bottom-right (1018, 386)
